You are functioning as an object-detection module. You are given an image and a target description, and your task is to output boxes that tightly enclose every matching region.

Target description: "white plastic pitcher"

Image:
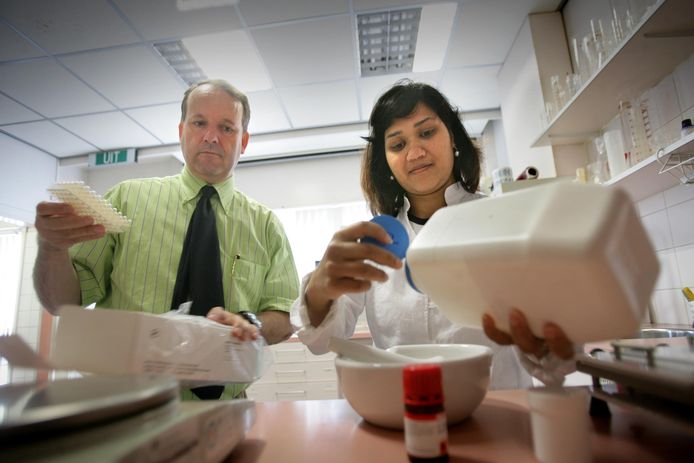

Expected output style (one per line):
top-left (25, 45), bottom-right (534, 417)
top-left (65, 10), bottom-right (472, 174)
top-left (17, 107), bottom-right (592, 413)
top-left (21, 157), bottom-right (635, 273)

top-left (406, 181), bottom-right (659, 343)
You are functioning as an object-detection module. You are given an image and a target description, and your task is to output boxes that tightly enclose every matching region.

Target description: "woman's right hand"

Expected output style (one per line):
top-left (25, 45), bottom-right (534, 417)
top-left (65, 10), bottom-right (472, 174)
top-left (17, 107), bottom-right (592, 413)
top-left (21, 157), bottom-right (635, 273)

top-left (304, 220), bottom-right (403, 326)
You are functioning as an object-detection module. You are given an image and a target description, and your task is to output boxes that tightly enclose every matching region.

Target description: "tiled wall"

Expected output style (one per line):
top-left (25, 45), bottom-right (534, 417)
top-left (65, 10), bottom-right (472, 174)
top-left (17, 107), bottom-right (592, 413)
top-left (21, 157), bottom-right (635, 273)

top-left (12, 227), bottom-right (43, 383)
top-left (638, 184), bottom-right (694, 325)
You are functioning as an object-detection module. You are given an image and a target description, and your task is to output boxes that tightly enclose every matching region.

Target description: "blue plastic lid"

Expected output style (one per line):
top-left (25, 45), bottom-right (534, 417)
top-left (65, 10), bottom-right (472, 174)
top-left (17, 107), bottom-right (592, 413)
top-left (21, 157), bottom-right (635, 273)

top-left (362, 215), bottom-right (409, 260)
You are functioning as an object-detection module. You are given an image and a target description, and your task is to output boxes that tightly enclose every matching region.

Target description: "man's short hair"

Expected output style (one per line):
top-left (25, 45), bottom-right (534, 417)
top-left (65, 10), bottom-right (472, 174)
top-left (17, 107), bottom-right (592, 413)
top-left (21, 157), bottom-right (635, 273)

top-left (180, 79), bottom-right (250, 132)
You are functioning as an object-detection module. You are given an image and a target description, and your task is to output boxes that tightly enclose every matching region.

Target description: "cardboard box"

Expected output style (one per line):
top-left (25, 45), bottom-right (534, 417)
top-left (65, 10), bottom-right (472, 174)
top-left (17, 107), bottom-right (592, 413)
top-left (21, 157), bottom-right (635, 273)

top-left (51, 306), bottom-right (264, 384)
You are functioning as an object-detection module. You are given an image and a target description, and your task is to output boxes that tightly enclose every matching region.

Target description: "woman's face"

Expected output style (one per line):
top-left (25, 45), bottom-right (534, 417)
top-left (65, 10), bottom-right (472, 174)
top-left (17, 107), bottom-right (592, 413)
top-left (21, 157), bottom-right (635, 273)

top-left (383, 103), bottom-right (456, 200)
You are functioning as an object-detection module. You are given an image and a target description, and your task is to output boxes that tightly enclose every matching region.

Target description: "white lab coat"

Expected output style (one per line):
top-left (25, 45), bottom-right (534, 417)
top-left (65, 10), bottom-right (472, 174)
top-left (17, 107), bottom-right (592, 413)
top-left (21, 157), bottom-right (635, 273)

top-left (291, 183), bottom-right (537, 390)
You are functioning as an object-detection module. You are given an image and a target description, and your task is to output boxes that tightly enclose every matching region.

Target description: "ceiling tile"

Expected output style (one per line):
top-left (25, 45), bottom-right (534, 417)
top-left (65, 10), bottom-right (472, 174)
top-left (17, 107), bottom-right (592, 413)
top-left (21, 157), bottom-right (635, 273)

top-left (0, 94), bottom-right (41, 125)
top-left (280, 81), bottom-right (359, 128)
top-left (0, 23), bottom-right (45, 62)
top-left (0, 60), bottom-right (114, 117)
top-left (358, 71), bottom-right (441, 120)
top-left (1, 0), bottom-right (139, 54)
top-left (55, 112), bottom-right (160, 150)
top-left (440, 66), bottom-right (501, 111)
top-left (2, 120), bottom-right (97, 157)
top-left (448, 0), bottom-right (554, 67)
top-left (60, 45), bottom-right (185, 108)
top-left (246, 91), bottom-right (291, 134)
top-left (463, 119), bottom-right (488, 137)
top-left (125, 103), bottom-right (181, 144)
top-left (113, 0), bottom-right (242, 41)
top-left (238, 0), bottom-right (349, 26)
top-left (252, 16), bottom-right (355, 87)
top-left (183, 31), bottom-right (272, 92)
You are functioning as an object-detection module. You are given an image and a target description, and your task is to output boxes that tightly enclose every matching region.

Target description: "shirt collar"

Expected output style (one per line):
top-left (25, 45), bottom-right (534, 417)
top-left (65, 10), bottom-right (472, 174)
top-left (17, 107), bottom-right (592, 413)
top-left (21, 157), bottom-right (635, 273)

top-left (180, 166), bottom-right (235, 214)
top-left (401, 182), bottom-right (475, 215)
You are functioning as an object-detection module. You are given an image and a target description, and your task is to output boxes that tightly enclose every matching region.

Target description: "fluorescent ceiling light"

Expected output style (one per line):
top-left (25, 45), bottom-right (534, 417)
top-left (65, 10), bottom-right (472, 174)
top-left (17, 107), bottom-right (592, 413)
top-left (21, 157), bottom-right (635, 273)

top-left (357, 8), bottom-right (421, 77)
top-left (183, 30), bottom-right (272, 92)
top-left (413, 3), bottom-right (457, 72)
top-left (153, 41), bottom-right (207, 85)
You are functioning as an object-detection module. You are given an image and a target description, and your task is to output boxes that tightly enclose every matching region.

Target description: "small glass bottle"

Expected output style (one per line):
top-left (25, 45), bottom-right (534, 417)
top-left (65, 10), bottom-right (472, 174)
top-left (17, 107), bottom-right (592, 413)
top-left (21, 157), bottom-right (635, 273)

top-left (403, 364), bottom-right (449, 463)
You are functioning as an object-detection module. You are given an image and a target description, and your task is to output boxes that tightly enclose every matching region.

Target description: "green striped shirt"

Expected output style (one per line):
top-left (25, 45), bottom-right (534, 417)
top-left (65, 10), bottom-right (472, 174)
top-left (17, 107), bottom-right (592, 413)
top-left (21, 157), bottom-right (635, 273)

top-left (70, 166), bottom-right (299, 399)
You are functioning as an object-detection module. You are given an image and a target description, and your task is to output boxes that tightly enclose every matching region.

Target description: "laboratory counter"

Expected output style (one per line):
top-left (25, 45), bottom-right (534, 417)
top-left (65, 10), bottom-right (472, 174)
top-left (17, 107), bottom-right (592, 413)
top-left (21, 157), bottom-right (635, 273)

top-left (227, 389), bottom-right (693, 462)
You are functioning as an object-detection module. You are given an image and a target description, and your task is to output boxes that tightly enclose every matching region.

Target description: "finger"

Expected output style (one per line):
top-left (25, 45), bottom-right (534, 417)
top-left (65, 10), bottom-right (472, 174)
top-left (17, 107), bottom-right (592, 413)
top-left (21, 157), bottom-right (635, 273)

top-left (324, 240), bottom-right (401, 270)
top-left (231, 323), bottom-right (259, 341)
top-left (543, 323), bottom-right (575, 359)
top-left (334, 221), bottom-right (392, 245)
top-left (322, 260), bottom-right (389, 282)
top-left (40, 224), bottom-right (106, 246)
top-left (37, 214), bottom-right (96, 232)
top-left (36, 201), bottom-right (76, 217)
top-left (482, 313), bottom-right (513, 345)
top-left (509, 309), bottom-right (545, 357)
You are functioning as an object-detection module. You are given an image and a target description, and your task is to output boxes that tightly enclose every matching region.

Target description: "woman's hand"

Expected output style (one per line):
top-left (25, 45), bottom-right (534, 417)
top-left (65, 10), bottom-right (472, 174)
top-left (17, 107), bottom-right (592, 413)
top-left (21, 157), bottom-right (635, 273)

top-left (304, 221), bottom-right (403, 326)
top-left (482, 309), bottom-right (575, 359)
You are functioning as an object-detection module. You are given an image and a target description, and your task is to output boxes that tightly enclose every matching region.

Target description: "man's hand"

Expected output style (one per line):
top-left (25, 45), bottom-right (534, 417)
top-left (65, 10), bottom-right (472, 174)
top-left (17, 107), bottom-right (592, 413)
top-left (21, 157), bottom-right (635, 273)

top-left (482, 309), bottom-right (575, 360)
top-left (207, 307), bottom-right (260, 342)
top-left (35, 202), bottom-right (105, 251)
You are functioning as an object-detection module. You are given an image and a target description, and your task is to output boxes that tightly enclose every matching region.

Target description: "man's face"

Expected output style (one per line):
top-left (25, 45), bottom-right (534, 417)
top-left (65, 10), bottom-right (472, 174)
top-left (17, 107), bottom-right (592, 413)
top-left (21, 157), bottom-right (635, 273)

top-left (179, 84), bottom-right (249, 184)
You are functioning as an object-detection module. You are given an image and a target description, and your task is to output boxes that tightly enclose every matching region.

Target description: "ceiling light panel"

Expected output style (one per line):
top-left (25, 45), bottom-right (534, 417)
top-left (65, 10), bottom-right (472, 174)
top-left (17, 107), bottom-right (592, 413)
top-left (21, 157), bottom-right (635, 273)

top-left (183, 30), bottom-right (272, 92)
top-left (153, 40), bottom-right (207, 86)
top-left (357, 7), bottom-right (421, 77)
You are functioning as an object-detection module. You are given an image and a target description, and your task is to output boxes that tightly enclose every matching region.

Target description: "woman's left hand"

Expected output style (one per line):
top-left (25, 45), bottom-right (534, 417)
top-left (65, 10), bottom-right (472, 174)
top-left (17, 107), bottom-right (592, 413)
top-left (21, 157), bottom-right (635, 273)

top-left (482, 309), bottom-right (574, 359)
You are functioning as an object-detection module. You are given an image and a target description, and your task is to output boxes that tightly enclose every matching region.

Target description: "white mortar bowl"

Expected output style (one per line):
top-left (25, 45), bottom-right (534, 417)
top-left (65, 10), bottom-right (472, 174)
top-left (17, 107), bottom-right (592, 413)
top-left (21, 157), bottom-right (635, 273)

top-left (335, 344), bottom-right (492, 429)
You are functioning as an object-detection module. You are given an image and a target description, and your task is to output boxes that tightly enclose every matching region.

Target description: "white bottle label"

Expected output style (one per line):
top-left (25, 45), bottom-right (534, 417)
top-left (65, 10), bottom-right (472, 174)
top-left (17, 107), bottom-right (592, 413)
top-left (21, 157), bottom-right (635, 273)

top-left (404, 412), bottom-right (448, 458)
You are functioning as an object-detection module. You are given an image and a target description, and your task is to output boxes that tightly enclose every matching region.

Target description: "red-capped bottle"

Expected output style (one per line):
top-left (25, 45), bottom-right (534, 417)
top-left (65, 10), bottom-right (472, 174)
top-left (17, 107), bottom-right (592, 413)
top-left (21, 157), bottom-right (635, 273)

top-left (403, 364), bottom-right (449, 463)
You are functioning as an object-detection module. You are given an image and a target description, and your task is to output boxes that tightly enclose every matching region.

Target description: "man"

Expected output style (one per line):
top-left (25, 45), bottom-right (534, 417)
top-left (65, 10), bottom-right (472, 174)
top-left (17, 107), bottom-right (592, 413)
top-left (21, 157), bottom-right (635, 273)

top-left (33, 79), bottom-right (300, 399)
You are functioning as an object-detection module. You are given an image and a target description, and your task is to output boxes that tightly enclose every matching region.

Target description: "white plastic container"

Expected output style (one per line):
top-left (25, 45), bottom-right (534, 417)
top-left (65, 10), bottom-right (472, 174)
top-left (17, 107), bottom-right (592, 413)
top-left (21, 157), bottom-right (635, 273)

top-left (406, 182), bottom-right (659, 343)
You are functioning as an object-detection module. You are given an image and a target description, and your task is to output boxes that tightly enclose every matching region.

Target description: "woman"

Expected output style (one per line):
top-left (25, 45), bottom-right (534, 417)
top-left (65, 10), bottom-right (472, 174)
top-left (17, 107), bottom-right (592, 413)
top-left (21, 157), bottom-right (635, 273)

top-left (290, 81), bottom-right (574, 389)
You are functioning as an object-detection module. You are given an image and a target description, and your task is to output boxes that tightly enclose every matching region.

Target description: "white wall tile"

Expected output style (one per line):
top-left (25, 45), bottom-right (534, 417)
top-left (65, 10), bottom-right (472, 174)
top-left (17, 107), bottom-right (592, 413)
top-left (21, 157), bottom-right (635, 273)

top-left (640, 209), bottom-right (672, 250)
top-left (637, 191), bottom-right (665, 216)
top-left (650, 75), bottom-right (681, 130)
top-left (664, 183), bottom-right (694, 207)
top-left (676, 244), bottom-right (694, 288)
top-left (654, 249), bottom-right (681, 290)
top-left (667, 199), bottom-right (694, 247)
top-left (651, 289), bottom-right (689, 324)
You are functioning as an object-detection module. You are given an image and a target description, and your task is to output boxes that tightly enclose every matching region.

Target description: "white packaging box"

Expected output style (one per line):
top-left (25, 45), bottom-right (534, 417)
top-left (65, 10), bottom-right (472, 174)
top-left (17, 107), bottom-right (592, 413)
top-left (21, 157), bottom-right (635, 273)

top-left (51, 305), bottom-right (264, 384)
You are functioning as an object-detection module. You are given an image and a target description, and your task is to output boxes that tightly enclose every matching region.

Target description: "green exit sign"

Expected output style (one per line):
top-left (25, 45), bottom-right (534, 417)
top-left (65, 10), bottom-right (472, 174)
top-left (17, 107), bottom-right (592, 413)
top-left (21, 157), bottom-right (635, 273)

top-left (89, 148), bottom-right (136, 167)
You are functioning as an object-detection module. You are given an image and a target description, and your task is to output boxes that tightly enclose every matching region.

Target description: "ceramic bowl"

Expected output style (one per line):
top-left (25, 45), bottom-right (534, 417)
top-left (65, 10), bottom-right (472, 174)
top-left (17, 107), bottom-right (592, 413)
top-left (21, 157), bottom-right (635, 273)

top-left (335, 343), bottom-right (492, 429)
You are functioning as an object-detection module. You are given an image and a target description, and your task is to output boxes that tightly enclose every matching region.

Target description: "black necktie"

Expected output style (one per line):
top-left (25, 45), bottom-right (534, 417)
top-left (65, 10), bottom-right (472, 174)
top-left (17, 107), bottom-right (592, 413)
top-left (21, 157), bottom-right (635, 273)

top-left (171, 185), bottom-right (225, 400)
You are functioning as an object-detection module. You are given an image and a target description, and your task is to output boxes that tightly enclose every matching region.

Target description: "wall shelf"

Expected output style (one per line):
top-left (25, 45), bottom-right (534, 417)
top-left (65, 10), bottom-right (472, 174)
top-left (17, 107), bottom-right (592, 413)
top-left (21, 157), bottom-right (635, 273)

top-left (606, 133), bottom-right (694, 202)
top-left (532, 0), bottom-right (694, 148)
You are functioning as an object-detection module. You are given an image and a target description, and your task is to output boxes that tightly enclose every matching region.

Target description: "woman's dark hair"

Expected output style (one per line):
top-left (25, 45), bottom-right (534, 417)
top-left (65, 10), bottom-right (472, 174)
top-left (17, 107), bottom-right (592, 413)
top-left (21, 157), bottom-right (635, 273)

top-left (361, 80), bottom-right (481, 216)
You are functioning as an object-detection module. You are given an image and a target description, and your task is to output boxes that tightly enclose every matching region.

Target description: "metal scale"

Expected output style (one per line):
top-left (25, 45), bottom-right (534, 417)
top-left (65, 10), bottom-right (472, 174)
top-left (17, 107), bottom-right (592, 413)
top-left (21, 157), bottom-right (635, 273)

top-left (0, 374), bottom-right (255, 462)
top-left (577, 332), bottom-right (694, 427)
